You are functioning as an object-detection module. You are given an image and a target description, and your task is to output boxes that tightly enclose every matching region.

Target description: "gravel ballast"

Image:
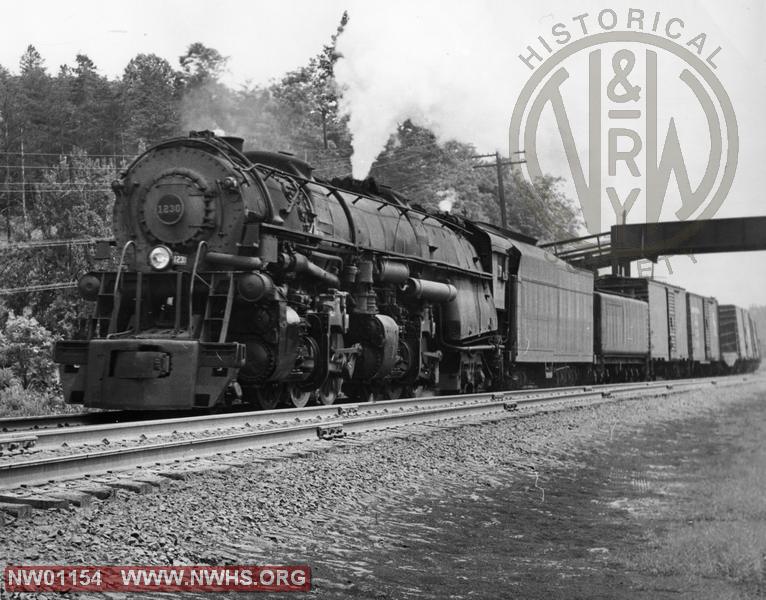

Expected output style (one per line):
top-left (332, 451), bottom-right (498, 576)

top-left (1, 376), bottom-right (765, 598)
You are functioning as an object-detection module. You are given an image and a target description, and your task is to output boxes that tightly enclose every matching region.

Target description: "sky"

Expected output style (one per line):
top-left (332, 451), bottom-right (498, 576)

top-left (2, 0), bottom-right (765, 308)
top-left (1, 0), bottom-right (350, 86)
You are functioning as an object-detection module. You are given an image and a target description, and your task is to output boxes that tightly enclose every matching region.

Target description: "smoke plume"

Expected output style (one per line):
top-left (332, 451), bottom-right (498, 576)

top-left (334, 0), bottom-right (529, 178)
top-left (437, 188), bottom-right (459, 213)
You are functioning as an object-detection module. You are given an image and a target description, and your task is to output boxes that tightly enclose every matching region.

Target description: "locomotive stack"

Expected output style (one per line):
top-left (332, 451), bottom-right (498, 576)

top-left (52, 131), bottom-right (761, 411)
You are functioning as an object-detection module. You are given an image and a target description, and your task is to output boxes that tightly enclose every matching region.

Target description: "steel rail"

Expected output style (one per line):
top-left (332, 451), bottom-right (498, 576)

top-left (0, 375), bottom-right (754, 490)
top-left (0, 412), bottom-right (127, 433)
top-left (0, 379), bottom-right (700, 449)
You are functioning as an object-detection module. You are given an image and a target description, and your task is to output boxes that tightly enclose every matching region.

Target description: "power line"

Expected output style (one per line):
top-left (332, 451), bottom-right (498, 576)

top-left (0, 185), bottom-right (113, 189)
top-left (0, 164), bottom-right (123, 170)
top-left (0, 238), bottom-right (110, 251)
top-left (0, 151), bottom-right (136, 158)
top-left (0, 282), bottom-right (77, 295)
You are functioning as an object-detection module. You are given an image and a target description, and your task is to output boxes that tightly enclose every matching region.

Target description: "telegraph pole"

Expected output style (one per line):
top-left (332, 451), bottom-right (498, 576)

top-left (472, 151), bottom-right (526, 230)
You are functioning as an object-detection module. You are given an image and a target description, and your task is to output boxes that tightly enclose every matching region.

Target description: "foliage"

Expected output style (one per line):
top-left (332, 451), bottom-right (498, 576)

top-left (0, 311), bottom-right (58, 390)
top-left (179, 43), bottom-right (228, 88)
top-left (369, 121), bottom-right (581, 241)
top-left (0, 150), bottom-right (116, 336)
top-left (0, 20), bottom-right (582, 342)
top-left (0, 383), bottom-right (72, 417)
top-left (121, 53), bottom-right (180, 149)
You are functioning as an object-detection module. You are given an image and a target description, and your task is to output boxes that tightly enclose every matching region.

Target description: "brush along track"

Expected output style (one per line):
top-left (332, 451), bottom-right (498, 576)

top-left (0, 375), bottom-right (754, 492)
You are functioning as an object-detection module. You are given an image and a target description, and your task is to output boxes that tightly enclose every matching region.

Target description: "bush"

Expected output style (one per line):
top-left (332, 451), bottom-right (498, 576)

top-left (0, 383), bottom-right (68, 417)
top-left (0, 311), bottom-right (59, 391)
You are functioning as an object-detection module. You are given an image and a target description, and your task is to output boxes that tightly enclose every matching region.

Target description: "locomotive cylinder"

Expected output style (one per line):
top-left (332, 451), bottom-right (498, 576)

top-left (401, 278), bottom-right (458, 303)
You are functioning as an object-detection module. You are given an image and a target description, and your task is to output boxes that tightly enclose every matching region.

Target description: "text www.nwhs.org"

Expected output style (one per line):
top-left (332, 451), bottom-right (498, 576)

top-left (4, 565), bottom-right (311, 592)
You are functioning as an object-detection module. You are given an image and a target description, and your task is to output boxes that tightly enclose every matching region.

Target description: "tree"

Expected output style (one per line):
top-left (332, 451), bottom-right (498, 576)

top-left (121, 54), bottom-right (180, 149)
top-left (368, 121), bottom-right (582, 241)
top-left (177, 43), bottom-right (235, 133)
top-left (309, 11), bottom-right (348, 149)
top-left (179, 43), bottom-right (228, 88)
top-left (268, 12), bottom-right (350, 153)
top-left (19, 45), bottom-right (44, 75)
top-left (8, 45), bottom-right (59, 238)
top-left (0, 65), bottom-right (14, 239)
top-left (0, 150), bottom-right (116, 337)
top-left (67, 54), bottom-right (117, 154)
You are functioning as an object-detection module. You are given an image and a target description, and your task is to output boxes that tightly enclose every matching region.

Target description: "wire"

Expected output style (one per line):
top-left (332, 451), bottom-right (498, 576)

top-left (0, 238), bottom-right (110, 251)
top-left (0, 282), bottom-right (76, 295)
top-left (0, 151), bottom-right (136, 158)
top-left (0, 164), bottom-right (122, 170)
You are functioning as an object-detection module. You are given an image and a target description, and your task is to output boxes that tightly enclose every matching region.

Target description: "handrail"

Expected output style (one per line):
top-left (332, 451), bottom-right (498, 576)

top-left (106, 240), bottom-right (136, 336)
top-left (188, 241), bottom-right (208, 335)
top-left (113, 240), bottom-right (135, 296)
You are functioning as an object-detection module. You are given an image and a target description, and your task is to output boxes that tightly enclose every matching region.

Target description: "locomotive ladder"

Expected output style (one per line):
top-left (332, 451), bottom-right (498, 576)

top-left (90, 241), bottom-right (135, 338)
top-left (201, 273), bottom-right (235, 342)
top-left (90, 275), bottom-right (115, 338)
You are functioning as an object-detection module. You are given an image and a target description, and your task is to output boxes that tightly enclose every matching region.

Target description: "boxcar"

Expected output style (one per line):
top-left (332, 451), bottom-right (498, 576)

top-left (741, 308), bottom-right (755, 360)
top-left (595, 276), bottom-right (689, 377)
top-left (686, 292), bottom-right (705, 364)
top-left (666, 285), bottom-right (689, 362)
top-left (719, 304), bottom-right (740, 367)
top-left (750, 314), bottom-right (762, 361)
top-left (718, 304), bottom-right (762, 370)
top-left (702, 297), bottom-right (721, 363)
top-left (593, 291), bottom-right (649, 380)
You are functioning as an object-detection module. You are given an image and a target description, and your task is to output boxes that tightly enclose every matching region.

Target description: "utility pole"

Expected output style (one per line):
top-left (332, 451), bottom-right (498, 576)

top-left (472, 150), bottom-right (526, 230)
top-left (20, 129), bottom-right (28, 237)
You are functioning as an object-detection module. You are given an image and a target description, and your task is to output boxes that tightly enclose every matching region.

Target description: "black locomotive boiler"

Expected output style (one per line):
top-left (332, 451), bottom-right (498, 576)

top-left (52, 132), bottom-right (761, 411)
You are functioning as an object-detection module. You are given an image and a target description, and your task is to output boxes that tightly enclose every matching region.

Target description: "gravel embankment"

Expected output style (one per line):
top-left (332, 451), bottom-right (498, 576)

top-left (1, 375), bottom-right (765, 599)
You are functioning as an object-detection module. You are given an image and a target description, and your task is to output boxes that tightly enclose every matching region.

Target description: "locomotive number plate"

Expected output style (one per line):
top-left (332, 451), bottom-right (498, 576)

top-left (156, 194), bottom-right (185, 225)
top-left (172, 255), bottom-right (188, 265)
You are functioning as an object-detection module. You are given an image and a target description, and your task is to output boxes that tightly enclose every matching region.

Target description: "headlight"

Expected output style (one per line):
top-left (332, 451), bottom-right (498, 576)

top-left (148, 245), bottom-right (172, 270)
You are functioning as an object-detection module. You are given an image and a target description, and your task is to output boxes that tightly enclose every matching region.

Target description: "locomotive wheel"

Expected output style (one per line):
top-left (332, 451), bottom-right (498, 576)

top-left (344, 383), bottom-right (375, 403)
top-left (406, 383), bottom-right (427, 398)
top-left (382, 383), bottom-right (405, 400)
top-left (286, 385), bottom-right (312, 408)
top-left (247, 384), bottom-right (283, 410)
top-left (318, 376), bottom-right (342, 405)
top-left (357, 386), bottom-right (376, 403)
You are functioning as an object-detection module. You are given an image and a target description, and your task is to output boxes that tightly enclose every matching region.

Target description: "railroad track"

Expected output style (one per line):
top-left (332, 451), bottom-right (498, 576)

top-left (0, 374), bottom-right (756, 494)
top-left (0, 406), bottom-right (259, 434)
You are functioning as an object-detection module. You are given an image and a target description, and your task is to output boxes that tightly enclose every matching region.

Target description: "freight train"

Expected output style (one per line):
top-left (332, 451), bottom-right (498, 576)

top-left (52, 131), bottom-right (761, 410)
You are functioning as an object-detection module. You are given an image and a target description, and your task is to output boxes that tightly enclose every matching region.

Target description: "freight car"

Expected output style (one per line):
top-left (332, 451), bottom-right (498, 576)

top-left (593, 291), bottom-right (649, 382)
top-left (719, 305), bottom-right (761, 372)
top-left (595, 276), bottom-right (760, 378)
top-left (594, 276), bottom-right (691, 377)
top-left (52, 131), bottom-right (761, 411)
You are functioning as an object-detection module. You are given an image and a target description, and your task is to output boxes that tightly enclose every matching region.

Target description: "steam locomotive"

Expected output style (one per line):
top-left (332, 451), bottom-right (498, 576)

top-left (52, 131), bottom-right (761, 411)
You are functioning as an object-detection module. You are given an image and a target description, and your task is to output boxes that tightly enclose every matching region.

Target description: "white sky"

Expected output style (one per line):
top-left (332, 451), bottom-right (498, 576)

top-left (1, 0), bottom-right (350, 86)
top-left (2, 0), bottom-right (765, 307)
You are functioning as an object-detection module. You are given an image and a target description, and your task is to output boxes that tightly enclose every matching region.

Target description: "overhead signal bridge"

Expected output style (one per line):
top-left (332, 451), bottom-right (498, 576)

top-left (540, 216), bottom-right (766, 276)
